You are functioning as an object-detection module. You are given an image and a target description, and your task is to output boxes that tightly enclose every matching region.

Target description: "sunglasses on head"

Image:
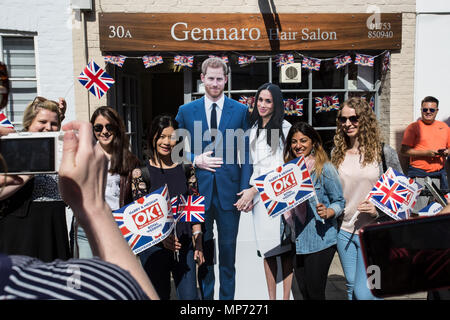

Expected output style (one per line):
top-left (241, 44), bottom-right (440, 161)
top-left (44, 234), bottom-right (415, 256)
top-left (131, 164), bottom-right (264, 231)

top-left (93, 124), bottom-right (115, 132)
top-left (338, 115), bottom-right (359, 124)
top-left (422, 108), bottom-right (436, 113)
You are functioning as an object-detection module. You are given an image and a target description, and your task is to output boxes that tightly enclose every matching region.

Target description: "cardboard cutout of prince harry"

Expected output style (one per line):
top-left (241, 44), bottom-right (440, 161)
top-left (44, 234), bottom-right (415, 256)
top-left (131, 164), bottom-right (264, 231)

top-left (175, 57), bottom-right (252, 300)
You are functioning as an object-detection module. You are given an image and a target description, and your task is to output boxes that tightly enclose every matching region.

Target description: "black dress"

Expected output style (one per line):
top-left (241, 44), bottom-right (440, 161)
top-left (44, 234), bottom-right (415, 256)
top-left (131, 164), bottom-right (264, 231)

top-left (0, 175), bottom-right (71, 262)
top-left (132, 162), bottom-right (200, 300)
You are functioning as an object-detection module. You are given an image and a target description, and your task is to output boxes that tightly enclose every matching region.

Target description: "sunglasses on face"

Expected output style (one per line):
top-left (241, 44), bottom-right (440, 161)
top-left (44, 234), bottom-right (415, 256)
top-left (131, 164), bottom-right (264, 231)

top-left (338, 115), bottom-right (359, 124)
top-left (422, 108), bottom-right (436, 113)
top-left (93, 124), bottom-right (115, 132)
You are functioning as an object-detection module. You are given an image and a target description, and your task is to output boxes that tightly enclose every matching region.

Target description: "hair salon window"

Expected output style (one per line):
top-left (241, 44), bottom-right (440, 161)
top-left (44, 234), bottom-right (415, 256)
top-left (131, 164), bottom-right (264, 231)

top-left (190, 52), bottom-right (384, 154)
top-left (0, 35), bottom-right (37, 128)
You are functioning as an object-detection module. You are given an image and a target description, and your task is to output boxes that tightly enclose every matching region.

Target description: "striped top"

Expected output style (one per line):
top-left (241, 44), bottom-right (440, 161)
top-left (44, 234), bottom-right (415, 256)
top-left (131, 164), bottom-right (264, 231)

top-left (0, 254), bottom-right (149, 300)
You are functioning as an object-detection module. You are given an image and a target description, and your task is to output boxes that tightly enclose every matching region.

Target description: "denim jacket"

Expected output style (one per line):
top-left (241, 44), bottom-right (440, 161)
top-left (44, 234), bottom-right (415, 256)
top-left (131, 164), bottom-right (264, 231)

top-left (284, 162), bottom-right (345, 254)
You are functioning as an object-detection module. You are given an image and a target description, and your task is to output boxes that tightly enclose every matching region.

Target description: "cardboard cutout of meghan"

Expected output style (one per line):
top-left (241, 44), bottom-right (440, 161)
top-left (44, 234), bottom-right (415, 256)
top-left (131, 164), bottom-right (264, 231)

top-left (254, 156), bottom-right (316, 219)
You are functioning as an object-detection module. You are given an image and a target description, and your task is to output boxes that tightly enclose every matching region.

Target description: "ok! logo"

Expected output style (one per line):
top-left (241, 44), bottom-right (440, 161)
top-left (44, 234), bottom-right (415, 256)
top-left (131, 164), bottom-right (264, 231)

top-left (131, 203), bottom-right (164, 230)
top-left (271, 170), bottom-right (298, 197)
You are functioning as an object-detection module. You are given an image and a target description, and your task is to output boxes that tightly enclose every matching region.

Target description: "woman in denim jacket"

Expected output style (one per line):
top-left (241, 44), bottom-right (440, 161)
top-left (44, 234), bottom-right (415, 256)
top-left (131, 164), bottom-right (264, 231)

top-left (283, 122), bottom-right (345, 300)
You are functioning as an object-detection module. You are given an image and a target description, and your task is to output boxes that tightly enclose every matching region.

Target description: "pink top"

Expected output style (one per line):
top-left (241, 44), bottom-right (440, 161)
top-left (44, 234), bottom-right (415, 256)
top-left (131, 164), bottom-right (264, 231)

top-left (338, 152), bottom-right (380, 234)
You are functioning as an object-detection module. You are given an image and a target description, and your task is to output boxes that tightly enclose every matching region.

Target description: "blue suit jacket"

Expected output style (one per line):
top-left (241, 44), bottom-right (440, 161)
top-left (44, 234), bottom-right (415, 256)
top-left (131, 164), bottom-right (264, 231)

top-left (175, 96), bottom-right (253, 211)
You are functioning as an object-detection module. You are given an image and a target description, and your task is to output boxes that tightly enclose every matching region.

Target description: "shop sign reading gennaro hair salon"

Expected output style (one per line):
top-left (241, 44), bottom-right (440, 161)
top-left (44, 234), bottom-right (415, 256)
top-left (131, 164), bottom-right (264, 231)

top-left (99, 13), bottom-right (402, 51)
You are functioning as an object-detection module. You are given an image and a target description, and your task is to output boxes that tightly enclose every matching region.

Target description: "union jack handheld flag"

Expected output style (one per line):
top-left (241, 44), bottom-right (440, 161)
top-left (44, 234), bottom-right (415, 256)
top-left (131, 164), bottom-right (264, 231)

top-left (254, 156), bottom-right (315, 219)
top-left (174, 194), bottom-right (205, 223)
top-left (113, 185), bottom-right (174, 254)
top-left (0, 112), bottom-right (14, 129)
top-left (367, 173), bottom-right (415, 220)
top-left (78, 60), bottom-right (115, 99)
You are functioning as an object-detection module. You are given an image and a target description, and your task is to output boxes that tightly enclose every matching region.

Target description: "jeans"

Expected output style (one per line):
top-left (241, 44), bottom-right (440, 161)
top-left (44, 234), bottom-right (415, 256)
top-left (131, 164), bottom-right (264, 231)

top-left (337, 229), bottom-right (381, 300)
top-left (407, 166), bottom-right (448, 212)
top-left (75, 224), bottom-right (94, 259)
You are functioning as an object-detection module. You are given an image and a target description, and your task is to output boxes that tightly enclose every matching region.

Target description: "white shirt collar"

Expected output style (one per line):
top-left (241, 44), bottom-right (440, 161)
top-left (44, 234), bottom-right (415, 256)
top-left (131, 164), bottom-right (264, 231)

top-left (205, 95), bottom-right (225, 111)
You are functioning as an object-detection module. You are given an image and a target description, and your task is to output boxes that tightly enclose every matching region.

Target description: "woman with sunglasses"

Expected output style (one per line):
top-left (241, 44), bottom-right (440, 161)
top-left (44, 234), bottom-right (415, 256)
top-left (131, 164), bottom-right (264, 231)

top-left (0, 97), bottom-right (70, 262)
top-left (283, 121), bottom-right (345, 300)
top-left (73, 106), bottom-right (140, 258)
top-left (331, 97), bottom-right (403, 300)
top-left (130, 114), bottom-right (204, 300)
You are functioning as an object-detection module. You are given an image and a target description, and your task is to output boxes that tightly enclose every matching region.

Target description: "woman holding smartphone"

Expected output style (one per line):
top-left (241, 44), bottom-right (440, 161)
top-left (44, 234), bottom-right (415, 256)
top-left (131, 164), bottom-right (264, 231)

top-left (0, 97), bottom-right (70, 262)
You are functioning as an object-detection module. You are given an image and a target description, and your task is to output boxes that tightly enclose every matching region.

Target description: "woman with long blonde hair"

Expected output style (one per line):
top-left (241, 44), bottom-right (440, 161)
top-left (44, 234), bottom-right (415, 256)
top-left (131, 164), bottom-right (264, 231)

top-left (331, 97), bottom-right (402, 300)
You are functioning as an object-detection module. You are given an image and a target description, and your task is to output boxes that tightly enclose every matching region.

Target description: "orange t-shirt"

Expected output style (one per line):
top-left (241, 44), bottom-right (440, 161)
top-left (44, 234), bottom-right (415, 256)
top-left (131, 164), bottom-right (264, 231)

top-left (401, 120), bottom-right (450, 172)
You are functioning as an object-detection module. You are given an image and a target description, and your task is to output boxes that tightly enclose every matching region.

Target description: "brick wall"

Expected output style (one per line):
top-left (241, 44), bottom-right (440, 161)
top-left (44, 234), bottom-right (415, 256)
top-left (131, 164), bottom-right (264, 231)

top-left (0, 0), bottom-right (76, 125)
top-left (73, 0), bottom-right (416, 153)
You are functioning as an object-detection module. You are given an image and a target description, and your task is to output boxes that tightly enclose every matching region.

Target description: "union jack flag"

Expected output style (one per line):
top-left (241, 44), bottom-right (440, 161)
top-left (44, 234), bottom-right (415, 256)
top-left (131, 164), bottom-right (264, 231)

top-left (302, 57), bottom-right (321, 71)
top-left (0, 112), bottom-right (14, 129)
top-left (142, 55), bottom-right (163, 68)
top-left (355, 53), bottom-right (374, 67)
top-left (174, 55), bottom-right (194, 67)
top-left (173, 194), bottom-right (205, 223)
top-left (276, 54), bottom-right (295, 66)
top-left (104, 55), bottom-right (126, 67)
top-left (254, 156), bottom-right (315, 218)
top-left (238, 55), bottom-right (256, 65)
top-left (367, 173), bottom-right (416, 220)
top-left (113, 184), bottom-right (174, 254)
top-left (315, 95), bottom-right (340, 113)
top-left (238, 95), bottom-right (255, 112)
top-left (283, 98), bottom-right (303, 116)
top-left (333, 55), bottom-right (352, 69)
top-left (78, 60), bottom-right (115, 99)
top-left (209, 55), bottom-right (229, 64)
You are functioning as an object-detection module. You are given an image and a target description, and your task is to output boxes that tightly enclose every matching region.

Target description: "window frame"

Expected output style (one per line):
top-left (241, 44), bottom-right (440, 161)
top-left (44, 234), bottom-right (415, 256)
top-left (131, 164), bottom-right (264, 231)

top-left (191, 53), bottom-right (382, 131)
top-left (0, 31), bottom-right (39, 128)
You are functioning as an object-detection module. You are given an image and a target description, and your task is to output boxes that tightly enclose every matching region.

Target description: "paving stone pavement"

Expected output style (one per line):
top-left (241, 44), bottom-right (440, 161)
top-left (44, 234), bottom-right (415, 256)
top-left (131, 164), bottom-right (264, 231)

top-left (321, 253), bottom-right (427, 300)
top-left (171, 252), bottom-right (428, 300)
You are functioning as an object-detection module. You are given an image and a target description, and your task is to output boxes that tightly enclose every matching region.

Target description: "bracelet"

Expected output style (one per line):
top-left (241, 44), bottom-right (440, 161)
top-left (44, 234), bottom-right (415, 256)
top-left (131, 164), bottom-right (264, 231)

top-left (192, 231), bottom-right (202, 236)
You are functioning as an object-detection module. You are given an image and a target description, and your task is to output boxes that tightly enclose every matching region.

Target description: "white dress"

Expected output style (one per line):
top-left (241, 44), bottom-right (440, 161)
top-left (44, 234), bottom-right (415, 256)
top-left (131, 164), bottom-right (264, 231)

top-left (249, 120), bottom-right (292, 257)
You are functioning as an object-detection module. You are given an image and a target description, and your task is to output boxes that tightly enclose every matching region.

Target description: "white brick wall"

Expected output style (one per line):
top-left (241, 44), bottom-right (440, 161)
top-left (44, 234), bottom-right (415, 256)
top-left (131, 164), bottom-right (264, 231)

top-left (0, 0), bottom-right (76, 125)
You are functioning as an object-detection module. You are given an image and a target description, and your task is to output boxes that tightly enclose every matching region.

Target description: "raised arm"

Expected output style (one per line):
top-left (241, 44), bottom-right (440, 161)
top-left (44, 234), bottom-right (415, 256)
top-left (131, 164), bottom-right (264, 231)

top-left (58, 121), bottom-right (159, 300)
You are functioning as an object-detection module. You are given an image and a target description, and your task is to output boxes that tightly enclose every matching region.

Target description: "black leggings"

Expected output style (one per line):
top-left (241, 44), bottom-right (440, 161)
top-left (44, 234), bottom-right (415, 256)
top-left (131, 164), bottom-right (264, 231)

top-left (294, 245), bottom-right (336, 300)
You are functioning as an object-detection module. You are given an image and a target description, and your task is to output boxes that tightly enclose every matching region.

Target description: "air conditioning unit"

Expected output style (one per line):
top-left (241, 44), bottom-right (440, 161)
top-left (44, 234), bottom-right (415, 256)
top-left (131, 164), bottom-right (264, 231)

top-left (280, 63), bottom-right (302, 83)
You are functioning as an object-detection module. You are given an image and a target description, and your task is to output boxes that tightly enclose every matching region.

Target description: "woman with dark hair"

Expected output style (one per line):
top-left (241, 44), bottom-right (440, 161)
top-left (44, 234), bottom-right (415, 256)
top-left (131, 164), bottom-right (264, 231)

top-left (74, 106), bottom-right (140, 258)
top-left (331, 97), bottom-right (402, 300)
top-left (235, 83), bottom-right (293, 300)
top-left (283, 121), bottom-right (345, 300)
top-left (131, 114), bottom-right (204, 300)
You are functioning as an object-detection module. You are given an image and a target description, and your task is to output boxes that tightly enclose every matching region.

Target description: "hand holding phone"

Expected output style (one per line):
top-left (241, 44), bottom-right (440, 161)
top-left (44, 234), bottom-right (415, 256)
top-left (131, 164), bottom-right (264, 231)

top-left (0, 132), bottom-right (63, 174)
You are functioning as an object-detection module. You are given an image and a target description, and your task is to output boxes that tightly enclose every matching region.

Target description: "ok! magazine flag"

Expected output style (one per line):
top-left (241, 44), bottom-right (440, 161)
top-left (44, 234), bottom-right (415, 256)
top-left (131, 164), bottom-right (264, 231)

top-left (367, 167), bottom-right (423, 220)
top-left (113, 184), bottom-right (174, 254)
top-left (254, 156), bottom-right (315, 219)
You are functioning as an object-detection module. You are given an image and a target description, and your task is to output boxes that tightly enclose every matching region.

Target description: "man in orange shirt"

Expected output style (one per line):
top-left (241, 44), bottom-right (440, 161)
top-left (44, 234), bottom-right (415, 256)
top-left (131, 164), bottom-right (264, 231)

top-left (401, 96), bottom-right (450, 211)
